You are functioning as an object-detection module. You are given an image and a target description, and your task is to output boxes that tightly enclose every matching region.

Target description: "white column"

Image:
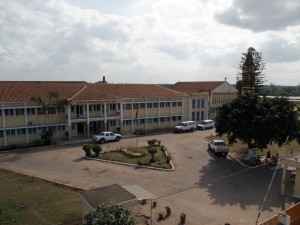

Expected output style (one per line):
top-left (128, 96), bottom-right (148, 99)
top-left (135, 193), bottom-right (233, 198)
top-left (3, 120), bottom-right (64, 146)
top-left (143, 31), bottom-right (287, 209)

top-left (67, 105), bottom-right (72, 141)
top-left (24, 103), bottom-right (29, 144)
top-left (2, 103), bottom-right (7, 146)
top-left (87, 103), bottom-right (90, 138)
top-left (104, 103), bottom-right (107, 131)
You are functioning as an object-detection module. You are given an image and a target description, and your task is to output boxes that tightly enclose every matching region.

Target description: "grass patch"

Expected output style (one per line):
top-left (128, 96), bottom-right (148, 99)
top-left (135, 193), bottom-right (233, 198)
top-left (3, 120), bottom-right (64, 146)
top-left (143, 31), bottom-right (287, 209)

top-left (98, 146), bottom-right (172, 169)
top-left (207, 135), bottom-right (300, 159)
top-left (0, 169), bottom-right (82, 225)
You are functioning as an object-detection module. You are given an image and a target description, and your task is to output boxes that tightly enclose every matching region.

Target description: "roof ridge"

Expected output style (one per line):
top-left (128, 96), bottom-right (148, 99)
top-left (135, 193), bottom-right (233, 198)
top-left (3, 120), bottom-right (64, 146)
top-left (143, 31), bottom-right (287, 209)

top-left (153, 84), bottom-right (188, 97)
top-left (68, 85), bottom-right (88, 100)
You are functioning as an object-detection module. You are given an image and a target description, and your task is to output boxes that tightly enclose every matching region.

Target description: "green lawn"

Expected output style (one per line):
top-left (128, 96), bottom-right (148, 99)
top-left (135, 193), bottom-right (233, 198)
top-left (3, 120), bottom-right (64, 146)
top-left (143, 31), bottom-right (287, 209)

top-left (0, 169), bottom-right (82, 225)
top-left (98, 145), bottom-right (172, 169)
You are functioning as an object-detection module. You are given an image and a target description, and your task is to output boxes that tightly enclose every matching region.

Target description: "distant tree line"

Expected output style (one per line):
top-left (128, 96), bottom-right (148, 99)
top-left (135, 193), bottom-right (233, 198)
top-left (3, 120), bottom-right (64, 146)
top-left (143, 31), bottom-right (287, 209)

top-left (262, 84), bottom-right (300, 96)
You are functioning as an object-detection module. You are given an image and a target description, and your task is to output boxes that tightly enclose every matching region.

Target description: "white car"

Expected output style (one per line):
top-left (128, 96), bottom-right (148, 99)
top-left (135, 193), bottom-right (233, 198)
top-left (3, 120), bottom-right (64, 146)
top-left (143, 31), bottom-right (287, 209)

top-left (208, 140), bottom-right (229, 156)
top-left (174, 121), bottom-right (196, 132)
top-left (92, 131), bottom-right (122, 144)
top-left (197, 119), bottom-right (215, 130)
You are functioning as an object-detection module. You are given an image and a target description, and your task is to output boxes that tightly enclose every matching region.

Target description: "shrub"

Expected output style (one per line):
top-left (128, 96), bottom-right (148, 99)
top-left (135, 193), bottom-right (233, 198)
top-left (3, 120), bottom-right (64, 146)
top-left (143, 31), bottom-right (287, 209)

top-left (92, 144), bottom-right (102, 157)
top-left (147, 139), bottom-right (157, 146)
top-left (165, 206), bottom-right (171, 216)
top-left (158, 213), bottom-right (164, 221)
top-left (166, 156), bottom-right (171, 163)
top-left (82, 143), bottom-right (93, 157)
top-left (133, 128), bottom-right (146, 136)
top-left (180, 213), bottom-right (186, 224)
top-left (160, 145), bottom-right (166, 152)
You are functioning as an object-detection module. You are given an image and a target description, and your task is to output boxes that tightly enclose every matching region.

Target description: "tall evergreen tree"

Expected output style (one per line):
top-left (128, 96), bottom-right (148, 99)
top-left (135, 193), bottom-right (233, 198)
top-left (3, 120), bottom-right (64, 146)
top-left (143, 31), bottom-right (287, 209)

top-left (236, 47), bottom-right (266, 95)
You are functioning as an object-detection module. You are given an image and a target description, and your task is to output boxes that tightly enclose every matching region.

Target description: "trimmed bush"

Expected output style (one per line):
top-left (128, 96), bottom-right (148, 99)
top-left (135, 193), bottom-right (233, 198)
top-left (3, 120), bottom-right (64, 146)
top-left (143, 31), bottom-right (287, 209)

top-left (82, 143), bottom-right (93, 157)
top-left (147, 139), bottom-right (157, 146)
top-left (92, 144), bottom-right (102, 157)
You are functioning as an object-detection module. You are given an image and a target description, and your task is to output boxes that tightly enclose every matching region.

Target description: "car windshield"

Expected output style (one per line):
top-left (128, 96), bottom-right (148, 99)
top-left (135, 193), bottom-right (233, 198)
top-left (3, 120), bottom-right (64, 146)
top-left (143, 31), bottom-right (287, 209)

top-left (215, 142), bottom-right (225, 146)
top-left (178, 123), bottom-right (185, 126)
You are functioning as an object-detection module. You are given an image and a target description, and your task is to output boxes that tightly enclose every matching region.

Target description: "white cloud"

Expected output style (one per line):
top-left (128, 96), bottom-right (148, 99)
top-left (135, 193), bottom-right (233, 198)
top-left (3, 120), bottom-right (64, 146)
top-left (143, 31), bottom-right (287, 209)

top-left (0, 0), bottom-right (299, 85)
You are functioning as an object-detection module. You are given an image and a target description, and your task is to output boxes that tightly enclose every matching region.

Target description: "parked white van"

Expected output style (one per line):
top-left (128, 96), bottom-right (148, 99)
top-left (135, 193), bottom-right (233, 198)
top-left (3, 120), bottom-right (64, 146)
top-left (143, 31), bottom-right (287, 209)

top-left (197, 119), bottom-right (215, 130)
top-left (174, 121), bottom-right (196, 132)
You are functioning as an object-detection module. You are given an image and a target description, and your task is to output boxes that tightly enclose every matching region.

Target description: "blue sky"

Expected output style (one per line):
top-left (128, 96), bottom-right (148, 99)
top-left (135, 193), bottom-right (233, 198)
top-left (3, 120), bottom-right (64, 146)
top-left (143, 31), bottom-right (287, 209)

top-left (0, 0), bottom-right (299, 85)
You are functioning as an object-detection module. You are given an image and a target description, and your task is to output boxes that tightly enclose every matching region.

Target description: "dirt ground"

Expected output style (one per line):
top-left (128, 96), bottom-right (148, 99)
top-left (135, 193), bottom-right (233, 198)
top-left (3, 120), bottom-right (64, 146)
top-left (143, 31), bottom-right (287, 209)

top-left (0, 130), bottom-right (299, 225)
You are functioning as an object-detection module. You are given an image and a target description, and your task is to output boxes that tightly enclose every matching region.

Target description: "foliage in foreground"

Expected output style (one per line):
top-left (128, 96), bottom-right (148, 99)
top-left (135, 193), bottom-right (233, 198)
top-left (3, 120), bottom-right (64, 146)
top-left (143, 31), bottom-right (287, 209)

top-left (84, 204), bottom-right (135, 225)
top-left (216, 92), bottom-right (300, 150)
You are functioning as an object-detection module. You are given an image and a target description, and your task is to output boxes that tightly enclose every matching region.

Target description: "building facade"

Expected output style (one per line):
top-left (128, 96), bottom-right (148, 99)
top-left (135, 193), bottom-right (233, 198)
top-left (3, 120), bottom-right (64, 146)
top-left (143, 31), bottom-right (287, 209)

top-left (0, 81), bottom-right (200, 148)
top-left (170, 81), bottom-right (238, 119)
top-left (0, 81), bottom-right (239, 148)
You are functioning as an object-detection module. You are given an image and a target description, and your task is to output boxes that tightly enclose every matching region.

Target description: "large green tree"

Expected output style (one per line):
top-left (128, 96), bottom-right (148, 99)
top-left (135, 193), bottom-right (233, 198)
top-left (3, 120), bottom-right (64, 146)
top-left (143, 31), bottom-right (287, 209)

top-left (215, 92), bottom-right (300, 152)
top-left (236, 47), bottom-right (266, 95)
top-left (84, 204), bottom-right (135, 225)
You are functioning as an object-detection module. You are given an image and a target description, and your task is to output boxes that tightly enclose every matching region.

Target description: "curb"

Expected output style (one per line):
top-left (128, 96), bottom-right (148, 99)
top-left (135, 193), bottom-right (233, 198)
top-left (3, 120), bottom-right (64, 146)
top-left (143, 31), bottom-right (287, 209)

top-left (84, 156), bottom-right (174, 172)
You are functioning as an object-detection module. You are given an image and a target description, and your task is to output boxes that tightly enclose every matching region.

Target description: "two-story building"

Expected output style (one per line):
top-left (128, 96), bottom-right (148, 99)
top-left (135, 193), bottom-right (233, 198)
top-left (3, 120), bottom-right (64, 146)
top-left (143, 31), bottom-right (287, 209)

top-left (0, 81), bottom-right (201, 148)
top-left (169, 81), bottom-right (237, 119)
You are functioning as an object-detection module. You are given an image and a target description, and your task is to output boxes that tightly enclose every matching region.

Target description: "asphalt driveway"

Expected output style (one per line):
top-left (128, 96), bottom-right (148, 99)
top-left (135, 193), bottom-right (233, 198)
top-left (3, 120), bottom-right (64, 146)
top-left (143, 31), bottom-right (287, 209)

top-left (0, 130), bottom-right (298, 225)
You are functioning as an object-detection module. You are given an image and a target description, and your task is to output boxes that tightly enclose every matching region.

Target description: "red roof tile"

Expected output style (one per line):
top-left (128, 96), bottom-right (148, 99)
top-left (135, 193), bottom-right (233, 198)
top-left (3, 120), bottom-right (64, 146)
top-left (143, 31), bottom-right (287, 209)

top-left (91, 84), bottom-right (186, 98)
top-left (170, 81), bottom-right (225, 94)
top-left (0, 81), bottom-right (185, 103)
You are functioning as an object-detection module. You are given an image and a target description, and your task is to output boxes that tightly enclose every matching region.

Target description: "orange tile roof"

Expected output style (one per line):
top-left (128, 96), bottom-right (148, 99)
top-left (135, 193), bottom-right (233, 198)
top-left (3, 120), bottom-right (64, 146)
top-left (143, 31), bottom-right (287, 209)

top-left (91, 83), bottom-right (186, 98)
top-left (0, 82), bottom-right (86, 102)
top-left (170, 81), bottom-right (225, 94)
top-left (0, 81), bottom-right (185, 103)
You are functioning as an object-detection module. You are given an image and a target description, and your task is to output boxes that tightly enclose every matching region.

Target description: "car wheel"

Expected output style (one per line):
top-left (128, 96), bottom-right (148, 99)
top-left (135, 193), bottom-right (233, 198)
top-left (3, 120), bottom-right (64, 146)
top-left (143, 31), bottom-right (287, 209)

top-left (100, 138), bottom-right (105, 144)
top-left (190, 127), bottom-right (195, 132)
top-left (208, 144), bottom-right (211, 150)
top-left (116, 137), bottom-right (120, 142)
top-left (213, 149), bottom-right (217, 155)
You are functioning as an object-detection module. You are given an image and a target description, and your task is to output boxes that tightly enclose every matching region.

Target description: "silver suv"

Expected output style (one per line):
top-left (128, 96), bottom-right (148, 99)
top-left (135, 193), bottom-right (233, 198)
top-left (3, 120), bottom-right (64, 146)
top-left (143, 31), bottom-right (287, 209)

top-left (174, 121), bottom-right (196, 133)
top-left (197, 119), bottom-right (215, 130)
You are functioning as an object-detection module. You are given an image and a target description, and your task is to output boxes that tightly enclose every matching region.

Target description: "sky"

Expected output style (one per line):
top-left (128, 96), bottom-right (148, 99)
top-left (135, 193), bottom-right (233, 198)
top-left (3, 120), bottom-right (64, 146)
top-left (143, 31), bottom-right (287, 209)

top-left (0, 0), bottom-right (300, 85)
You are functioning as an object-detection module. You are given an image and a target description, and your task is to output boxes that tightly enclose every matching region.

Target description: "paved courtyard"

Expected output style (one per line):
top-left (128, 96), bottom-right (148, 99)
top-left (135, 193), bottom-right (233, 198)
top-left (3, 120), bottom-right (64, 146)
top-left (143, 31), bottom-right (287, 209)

top-left (0, 130), bottom-right (298, 225)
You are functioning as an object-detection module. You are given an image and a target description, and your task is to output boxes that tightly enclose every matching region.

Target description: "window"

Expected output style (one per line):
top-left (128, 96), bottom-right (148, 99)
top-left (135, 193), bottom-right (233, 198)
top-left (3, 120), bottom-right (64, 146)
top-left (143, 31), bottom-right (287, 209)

top-left (5, 109), bottom-right (14, 116)
top-left (201, 100), bottom-right (205, 108)
top-left (124, 104), bottom-right (131, 110)
top-left (160, 102), bottom-right (165, 108)
top-left (123, 120), bottom-right (131, 126)
top-left (192, 100), bottom-right (196, 108)
top-left (197, 100), bottom-right (201, 108)
top-left (0, 130), bottom-right (4, 137)
top-left (110, 120), bottom-right (116, 126)
top-left (140, 103), bottom-right (145, 108)
top-left (89, 105), bottom-right (93, 111)
top-left (166, 117), bottom-right (170, 122)
top-left (110, 104), bottom-right (116, 110)
top-left (172, 102), bottom-right (177, 107)
top-left (6, 129), bottom-right (16, 136)
top-left (166, 102), bottom-right (171, 107)
top-left (147, 103), bottom-right (152, 108)
top-left (140, 119), bottom-right (145, 124)
top-left (153, 103), bottom-right (158, 108)
top-left (16, 109), bottom-right (24, 115)
top-left (147, 118), bottom-right (152, 123)
top-left (178, 102), bottom-right (182, 107)
top-left (153, 118), bottom-right (158, 122)
top-left (71, 106), bottom-right (75, 112)
top-left (133, 103), bottom-right (139, 109)
top-left (17, 129), bottom-right (26, 135)
top-left (160, 117), bottom-right (165, 122)
top-left (27, 108), bottom-right (36, 115)
top-left (172, 116), bottom-right (177, 121)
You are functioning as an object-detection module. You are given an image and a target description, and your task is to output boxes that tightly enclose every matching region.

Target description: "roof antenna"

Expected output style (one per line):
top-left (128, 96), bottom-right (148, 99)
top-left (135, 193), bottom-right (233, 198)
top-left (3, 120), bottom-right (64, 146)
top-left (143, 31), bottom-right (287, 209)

top-left (225, 77), bottom-right (227, 82)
